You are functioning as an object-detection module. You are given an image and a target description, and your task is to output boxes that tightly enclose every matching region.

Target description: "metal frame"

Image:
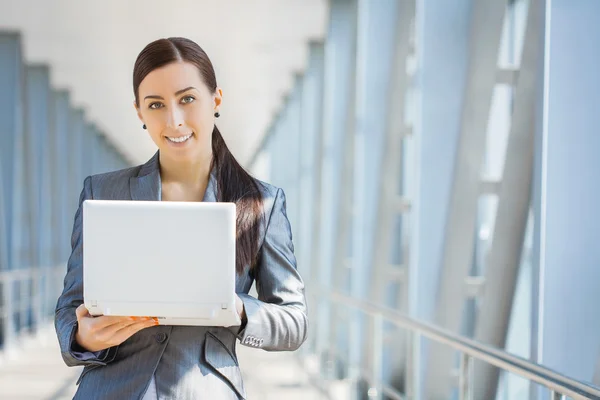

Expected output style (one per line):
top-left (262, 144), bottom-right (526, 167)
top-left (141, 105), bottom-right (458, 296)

top-left (282, 73), bottom-right (303, 238)
top-left (330, 0), bottom-right (358, 388)
top-left (52, 90), bottom-right (72, 262)
top-left (306, 41), bottom-right (326, 361)
top-left (37, 68), bottom-right (54, 271)
top-left (24, 64), bottom-right (54, 332)
top-left (0, 31), bottom-right (24, 350)
top-left (425, 1), bottom-right (513, 397)
top-left (314, 0), bottom-right (359, 381)
top-left (365, 1), bottom-right (415, 394)
top-left (298, 40), bottom-right (325, 286)
top-left (0, 32), bottom-right (23, 275)
top-left (472, 0), bottom-right (542, 398)
top-left (69, 108), bottom-right (85, 213)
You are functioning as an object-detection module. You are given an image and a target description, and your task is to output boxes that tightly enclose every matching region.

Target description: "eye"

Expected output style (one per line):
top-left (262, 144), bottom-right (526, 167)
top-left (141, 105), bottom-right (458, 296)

top-left (181, 95), bottom-right (195, 104)
top-left (149, 102), bottom-right (163, 110)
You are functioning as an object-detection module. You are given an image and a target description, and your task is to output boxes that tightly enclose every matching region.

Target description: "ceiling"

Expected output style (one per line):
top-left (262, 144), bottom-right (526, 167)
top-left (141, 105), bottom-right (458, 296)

top-left (0, 0), bottom-right (328, 165)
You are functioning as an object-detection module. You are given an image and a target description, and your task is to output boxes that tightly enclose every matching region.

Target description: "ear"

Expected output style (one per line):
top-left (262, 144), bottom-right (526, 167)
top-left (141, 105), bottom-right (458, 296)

top-left (214, 87), bottom-right (223, 109)
top-left (134, 100), bottom-right (144, 124)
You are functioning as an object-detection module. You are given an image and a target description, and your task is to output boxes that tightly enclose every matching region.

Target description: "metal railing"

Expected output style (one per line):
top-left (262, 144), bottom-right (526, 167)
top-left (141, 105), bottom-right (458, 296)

top-left (0, 265), bottom-right (65, 351)
top-left (306, 289), bottom-right (600, 400)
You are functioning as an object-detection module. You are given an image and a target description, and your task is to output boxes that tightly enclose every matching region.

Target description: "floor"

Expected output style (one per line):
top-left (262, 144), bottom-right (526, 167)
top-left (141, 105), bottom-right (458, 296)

top-left (0, 324), bottom-right (326, 400)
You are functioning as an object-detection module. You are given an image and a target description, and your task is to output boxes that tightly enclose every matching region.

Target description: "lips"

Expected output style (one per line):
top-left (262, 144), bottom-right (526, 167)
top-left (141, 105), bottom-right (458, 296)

top-left (166, 132), bottom-right (194, 143)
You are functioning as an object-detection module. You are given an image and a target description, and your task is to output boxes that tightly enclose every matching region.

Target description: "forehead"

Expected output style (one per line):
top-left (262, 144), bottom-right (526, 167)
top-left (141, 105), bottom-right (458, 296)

top-left (139, 61), bottom-right (208, 95)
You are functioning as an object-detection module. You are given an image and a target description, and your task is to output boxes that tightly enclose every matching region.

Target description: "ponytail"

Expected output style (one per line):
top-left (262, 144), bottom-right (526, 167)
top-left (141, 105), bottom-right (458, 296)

top-left (211, 126), bottom-right (264, 274)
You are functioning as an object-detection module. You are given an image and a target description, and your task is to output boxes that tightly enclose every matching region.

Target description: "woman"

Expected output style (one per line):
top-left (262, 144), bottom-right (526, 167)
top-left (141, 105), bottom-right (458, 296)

top-left (54, 37), bottom-right (308, 400)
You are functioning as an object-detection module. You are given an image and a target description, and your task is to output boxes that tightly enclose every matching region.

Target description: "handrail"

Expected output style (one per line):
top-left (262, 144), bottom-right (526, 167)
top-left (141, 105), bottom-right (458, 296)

top-left (0, 265), bottom-right (64, 281)
top-left (325, 290), bottom-right (600, 399)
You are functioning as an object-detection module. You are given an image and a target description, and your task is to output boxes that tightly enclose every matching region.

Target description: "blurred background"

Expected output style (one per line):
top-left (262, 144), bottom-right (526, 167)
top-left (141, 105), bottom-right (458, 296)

top-left (1, 0), bottom-right (599, 399)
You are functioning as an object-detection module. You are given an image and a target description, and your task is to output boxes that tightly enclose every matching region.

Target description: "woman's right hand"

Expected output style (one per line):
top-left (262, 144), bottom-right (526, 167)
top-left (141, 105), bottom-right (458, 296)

top-left (74, 304), bottom-right (159, 352)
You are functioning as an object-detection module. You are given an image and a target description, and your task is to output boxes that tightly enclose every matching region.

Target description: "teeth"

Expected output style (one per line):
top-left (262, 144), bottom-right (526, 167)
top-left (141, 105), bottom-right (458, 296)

top-left (167, 133), bottom-right (193, 143)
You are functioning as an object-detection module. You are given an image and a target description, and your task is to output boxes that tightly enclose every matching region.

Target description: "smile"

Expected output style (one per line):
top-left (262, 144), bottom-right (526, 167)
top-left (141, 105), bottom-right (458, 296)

top-left (166, 133), bottom-right (194, 143)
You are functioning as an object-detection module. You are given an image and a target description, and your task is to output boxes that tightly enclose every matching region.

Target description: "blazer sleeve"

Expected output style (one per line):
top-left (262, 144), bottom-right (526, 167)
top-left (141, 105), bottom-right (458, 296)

top-left (54, 176), bottom-right (119, 367)
top-left (236, 188), bottom-right (308, 351)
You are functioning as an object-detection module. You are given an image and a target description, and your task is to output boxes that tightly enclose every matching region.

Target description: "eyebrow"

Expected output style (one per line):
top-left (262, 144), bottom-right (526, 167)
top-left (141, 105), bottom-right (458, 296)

top-left (144, 86), bottom-right (197, 100)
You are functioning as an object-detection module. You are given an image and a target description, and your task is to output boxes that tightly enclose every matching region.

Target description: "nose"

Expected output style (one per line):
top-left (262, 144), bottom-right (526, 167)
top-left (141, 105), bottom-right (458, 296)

top-left (166, 105), bottom-right (184, 128)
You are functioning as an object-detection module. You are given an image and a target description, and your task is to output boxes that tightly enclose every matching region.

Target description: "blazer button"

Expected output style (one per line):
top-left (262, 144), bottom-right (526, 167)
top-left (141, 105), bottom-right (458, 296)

top-left (155, 333), bottom-right (167, 343)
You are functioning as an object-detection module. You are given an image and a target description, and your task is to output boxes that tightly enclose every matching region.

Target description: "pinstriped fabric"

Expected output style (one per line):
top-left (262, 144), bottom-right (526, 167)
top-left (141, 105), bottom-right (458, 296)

top-left (54, 151), bottom-right (308, 399)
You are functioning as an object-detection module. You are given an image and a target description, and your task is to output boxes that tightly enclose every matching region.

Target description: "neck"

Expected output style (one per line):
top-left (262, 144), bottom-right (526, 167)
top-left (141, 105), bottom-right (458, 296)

top-left (159, 152), bottom-right (213, 186)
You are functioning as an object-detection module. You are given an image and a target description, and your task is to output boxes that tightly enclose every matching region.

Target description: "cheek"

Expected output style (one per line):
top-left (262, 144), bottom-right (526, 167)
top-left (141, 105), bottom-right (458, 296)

top-left (144, 111), bottom-right (166, 129)
top-left (186, 104), bottom-right (214, 131)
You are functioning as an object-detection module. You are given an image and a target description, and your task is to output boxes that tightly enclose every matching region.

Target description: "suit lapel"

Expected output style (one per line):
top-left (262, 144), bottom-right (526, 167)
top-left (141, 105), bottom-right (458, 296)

top-left (129, 151), bottom-right (161, 201)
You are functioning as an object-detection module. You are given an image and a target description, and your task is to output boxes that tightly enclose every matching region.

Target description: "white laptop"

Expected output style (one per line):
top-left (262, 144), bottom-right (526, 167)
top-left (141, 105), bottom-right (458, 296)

top-left (82, 199), bottom-right (241, 327)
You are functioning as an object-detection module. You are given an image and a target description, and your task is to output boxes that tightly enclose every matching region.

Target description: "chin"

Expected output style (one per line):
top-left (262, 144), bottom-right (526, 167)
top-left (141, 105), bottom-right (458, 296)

top-left (163, 145), bottom-right (207, 161)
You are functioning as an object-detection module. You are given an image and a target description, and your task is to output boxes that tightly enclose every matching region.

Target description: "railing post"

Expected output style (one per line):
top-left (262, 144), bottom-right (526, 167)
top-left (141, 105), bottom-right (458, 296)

top-left (404, 330), bottom-right (416, 399)
top-left (347, 307), bottom-right (361, 400)
top-left (326, 301), bottom-right (337, 381)
top-left (369, 313), bottom-right (383, 399)
top-left (550, 391), bottom-right (564, 400)
top-left (2, 275), bottom-right (15, 350)
top-left (43, 269), bottom-right (49, 324)
top-left (20, 275), bottom-right (27, 334)
top-left (459, 353), bottom-right (472, 400)
top-left (32, 269), bottom-right (43, 333)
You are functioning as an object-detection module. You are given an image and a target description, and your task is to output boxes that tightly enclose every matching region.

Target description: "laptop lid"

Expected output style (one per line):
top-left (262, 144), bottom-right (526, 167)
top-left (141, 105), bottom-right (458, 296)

top-left (82, 200), bottom-right (237, 323)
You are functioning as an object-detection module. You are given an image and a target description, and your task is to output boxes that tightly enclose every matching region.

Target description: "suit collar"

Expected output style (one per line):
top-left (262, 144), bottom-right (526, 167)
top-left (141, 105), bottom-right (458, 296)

top-left (129, 151), bottom-right (217, 202)
top-left (130, 151), bottom-right (161, 201)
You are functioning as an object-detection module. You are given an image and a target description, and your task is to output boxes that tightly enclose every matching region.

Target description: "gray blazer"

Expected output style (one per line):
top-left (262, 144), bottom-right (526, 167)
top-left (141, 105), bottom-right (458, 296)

top-left (54, 152), bottom-right (308, 400)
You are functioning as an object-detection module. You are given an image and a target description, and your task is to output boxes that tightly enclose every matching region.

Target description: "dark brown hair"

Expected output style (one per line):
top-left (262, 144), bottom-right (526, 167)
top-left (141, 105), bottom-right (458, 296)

top-left (133, 37), bottom-right (264, 274)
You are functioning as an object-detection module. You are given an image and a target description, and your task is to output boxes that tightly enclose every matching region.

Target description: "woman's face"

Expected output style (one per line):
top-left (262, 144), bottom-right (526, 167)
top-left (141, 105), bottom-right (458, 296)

top-left (135, 61), bottom-right (222, 163)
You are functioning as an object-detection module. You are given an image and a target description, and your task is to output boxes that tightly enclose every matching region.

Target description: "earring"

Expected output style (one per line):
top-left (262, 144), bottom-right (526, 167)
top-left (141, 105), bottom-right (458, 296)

top-left (143, 124), bottom-right (147, 130)
top-left (214, 111), bottom-right (220, 118)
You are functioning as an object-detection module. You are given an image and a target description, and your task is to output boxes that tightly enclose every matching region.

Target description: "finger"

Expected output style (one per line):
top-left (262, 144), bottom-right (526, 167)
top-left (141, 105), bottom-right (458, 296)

top-left (91, 316), bottom-right (151, 333)
top-left (120, 318), bottom-right (158, 336)
top-left (75, 304), bottom-right (90, 320)
top-left (111, 319), bottom-right (158, 344)
top-left (95, 319), bottom-right (135, 336)
top-left (89, 315), bottom-right (144, 330)
top-left (93, 318), bottom-right (151, 344)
